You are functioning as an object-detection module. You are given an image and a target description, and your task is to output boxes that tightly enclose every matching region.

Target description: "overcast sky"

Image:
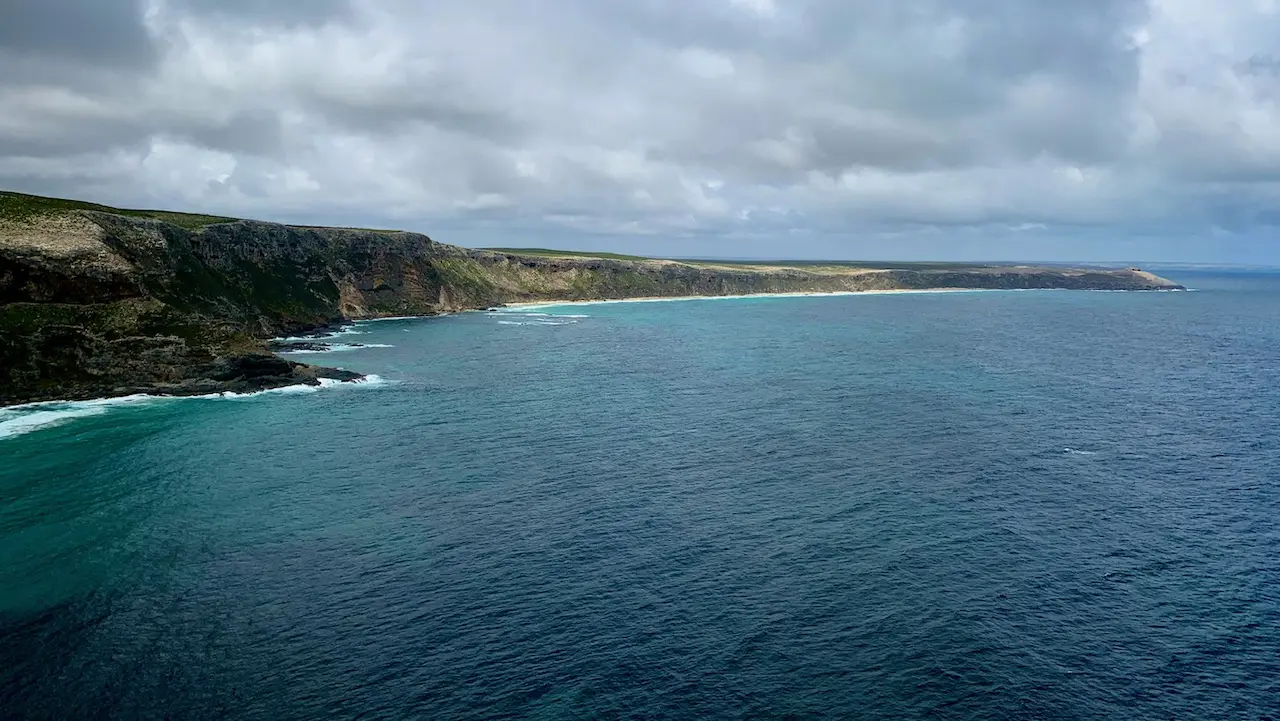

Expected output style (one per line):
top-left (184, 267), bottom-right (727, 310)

top-left (2, 0), bottom-right (1279, 262)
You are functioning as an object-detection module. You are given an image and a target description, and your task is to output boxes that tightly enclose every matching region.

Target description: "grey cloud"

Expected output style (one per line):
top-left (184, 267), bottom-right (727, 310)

top-left (1237, 54), bottom-right (1280, 77)
top-left (306, 82), bottom-right (528, 145)
top-left (804, 119), bottom-right (964, 174)
top-left (0, 0), bottom-right (155, 67)
top-left (165, 0), bottom-right (353, 27)
top-left (0, 121), bottom-right (150, 160)
top-left (950, 0), bottom-right (1145, 81)
top-left (628, 0), bottom-right (1148, 187)
top-left (165, 110), bottom-right (286, 157)
top-left (0, 84), bottom-right (286, 161)
top-left (2, 0), bottom-right (1280, 261)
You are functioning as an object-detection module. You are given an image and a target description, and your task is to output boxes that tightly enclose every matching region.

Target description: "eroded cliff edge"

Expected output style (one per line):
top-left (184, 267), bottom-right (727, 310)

top-left (0, 195), bottom-right (1183, 406)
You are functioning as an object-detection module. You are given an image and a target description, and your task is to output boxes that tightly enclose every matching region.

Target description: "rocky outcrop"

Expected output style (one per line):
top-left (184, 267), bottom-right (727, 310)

top-left (0, 192), bottom-right (1183, 406)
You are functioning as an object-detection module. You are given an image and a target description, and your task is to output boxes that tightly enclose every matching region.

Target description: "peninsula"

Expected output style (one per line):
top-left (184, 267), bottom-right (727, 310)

top-left (0, 191), bottom-right (1183, 406)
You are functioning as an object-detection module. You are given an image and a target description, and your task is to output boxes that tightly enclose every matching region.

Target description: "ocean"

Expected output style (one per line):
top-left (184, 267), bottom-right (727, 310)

top-left (2, 272), bottom-right (1278, 719)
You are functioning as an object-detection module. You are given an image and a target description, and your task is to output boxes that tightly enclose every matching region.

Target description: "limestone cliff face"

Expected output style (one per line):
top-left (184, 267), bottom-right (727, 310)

top-left (1, 204), bottom-right (1182, 406)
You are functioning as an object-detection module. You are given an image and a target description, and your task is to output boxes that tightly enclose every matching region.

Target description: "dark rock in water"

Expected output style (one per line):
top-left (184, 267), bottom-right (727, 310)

top-left (202, 352), bottom-right (297, 383)
top-left (162, 353), bottom-right (365, 396)
top-left (282, 321), bottom-right (352, 339)
top-left (267, 340), bottom-right (365, 353)
top-left (268, 341), bottom-right (331, 353)
top-left (312, 366), bottom-right (363, 382)
top-left (167, 352), bottom-right (362, 395)
top-left (32, 351), bottom-right (370, 401)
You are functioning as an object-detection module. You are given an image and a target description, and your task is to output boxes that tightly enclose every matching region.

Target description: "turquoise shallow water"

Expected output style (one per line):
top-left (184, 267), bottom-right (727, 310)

top-left (2, 275), bottom-right (1279, 719)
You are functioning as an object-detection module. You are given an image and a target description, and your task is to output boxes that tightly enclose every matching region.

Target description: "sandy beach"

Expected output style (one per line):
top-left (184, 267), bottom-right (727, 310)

top-left (502, 287), bottom-right (998, 311)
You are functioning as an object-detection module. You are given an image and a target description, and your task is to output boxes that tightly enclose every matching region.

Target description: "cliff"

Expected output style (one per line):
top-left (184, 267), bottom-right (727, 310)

top-left (0, 191), bottom-right (1183, 406)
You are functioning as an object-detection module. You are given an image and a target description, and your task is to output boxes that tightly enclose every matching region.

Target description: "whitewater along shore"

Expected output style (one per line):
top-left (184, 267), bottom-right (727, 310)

top-left (0, 191), bottom-right (1184, 406)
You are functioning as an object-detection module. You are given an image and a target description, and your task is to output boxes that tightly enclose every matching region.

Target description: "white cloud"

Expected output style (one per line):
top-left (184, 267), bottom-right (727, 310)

top-left (729, 0), bottom-right (778, 19)
top-left (680, 48), bottom-right (736, 79)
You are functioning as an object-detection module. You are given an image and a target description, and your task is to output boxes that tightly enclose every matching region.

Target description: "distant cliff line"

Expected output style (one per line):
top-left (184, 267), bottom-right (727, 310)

top-left (0, 191), bottom-right (1183, 406)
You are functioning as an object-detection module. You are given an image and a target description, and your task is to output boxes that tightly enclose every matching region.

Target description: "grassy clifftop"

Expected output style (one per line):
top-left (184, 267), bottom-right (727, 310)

top-left (0, 191), bottom-right (237, 230)
top-left (1, 191), bottom-right (1182, 405)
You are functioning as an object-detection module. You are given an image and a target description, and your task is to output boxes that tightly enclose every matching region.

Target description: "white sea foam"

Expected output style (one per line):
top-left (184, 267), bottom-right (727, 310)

top-left (0, 394), bottom-right (159, 440)
top-left (274, 326), bottom-right (368, 342)
top-left (496, 319), bottom-right (579, 326)
top-left (0, 409), bottom-right (101, 439)
top-left (278, 343), bottom-right (395, 354)
top-left (1064, 448), bottom-right (1099, 456)
top-left (355, 315), bottom-right (423, 323)
top-left (189, 374), bottom-right (390, 400)
top-left (0, 376), bottom-right (389, 441)
top-left (492, 311), bottom-right (590, 322)
top-left (210, 378), bottom-right (343, 399)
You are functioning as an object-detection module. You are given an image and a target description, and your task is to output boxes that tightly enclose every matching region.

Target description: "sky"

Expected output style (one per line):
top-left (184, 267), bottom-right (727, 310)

top-left (2, 0), bottom-right (1279, 262)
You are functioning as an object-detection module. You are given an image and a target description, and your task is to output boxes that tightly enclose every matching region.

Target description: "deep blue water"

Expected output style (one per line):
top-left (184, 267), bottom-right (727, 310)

top-left (2, 273), bottom-right (1279, 719)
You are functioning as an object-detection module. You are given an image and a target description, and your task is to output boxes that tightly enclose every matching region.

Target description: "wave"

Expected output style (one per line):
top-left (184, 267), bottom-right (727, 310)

top-left (0, 375), bottom-right (389, 441)
top-left (491, 309), bottom-right (591, 321)
top-left (279, 344), bottom-right (395, 354)
top-left (274, 326), bottom-right (368, 342)
top-left (0, 394), bottom-right (156, 440)
top-left (1064, 447), bottom-right (1099, 456)
top-left (492, 312), bottom-right (591, 319)
top-left (212, 374), bottom-right (387, 399)
top-left (355, 315), bottom-right (424, 323)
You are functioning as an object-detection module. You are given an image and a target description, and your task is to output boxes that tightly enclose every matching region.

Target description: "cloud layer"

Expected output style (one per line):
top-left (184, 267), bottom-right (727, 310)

top-left (2, 0), bottom-right (1279, 261)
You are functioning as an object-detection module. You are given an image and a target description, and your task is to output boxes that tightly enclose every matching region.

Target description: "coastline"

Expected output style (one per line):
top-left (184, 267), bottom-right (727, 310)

top-left (0, 291), bottom-right (1025, 438)
top-left (2, 281), bottom-right (1189, 431)
top-left (502, 288), bottom-right (974, 310)
top-left (298, 289), bottom-right (1023, 325)
top-left (1, 195), bottom-right (1185, 408)
top-left (497, 285), bottom-right (1181, 311)
top-left (2, 285), bottom-right (1185, 412)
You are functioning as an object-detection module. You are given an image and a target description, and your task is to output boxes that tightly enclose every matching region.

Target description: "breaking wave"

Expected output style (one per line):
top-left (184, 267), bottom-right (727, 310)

top-left (278, 344), bottom-right (396, 354)
top-left (0, 375), bottom-right (388, 441)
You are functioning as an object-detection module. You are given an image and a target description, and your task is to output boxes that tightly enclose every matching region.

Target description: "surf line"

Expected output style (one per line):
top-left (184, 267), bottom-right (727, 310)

top-left (0, 376), bottom-right (390, 441)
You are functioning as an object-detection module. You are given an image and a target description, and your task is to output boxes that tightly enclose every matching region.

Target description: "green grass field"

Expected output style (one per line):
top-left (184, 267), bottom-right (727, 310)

top-left (0, 191), bottom-right (238, 230)
top-left (290, 225), bottom-right (406, 235)
top-left (485, 246), bottom-right (1001, 270)
top-left (483, 247), bottom-right (653, 261)
top-left (0, 191), bottom-right (420, 234)
top-left (3, 190), bottom-right (1009, 270)
top-left (674, 258), bottom-right (1001, 270)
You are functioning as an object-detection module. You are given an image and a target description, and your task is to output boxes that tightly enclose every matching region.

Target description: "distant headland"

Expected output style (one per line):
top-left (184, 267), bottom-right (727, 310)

top-left (0, 191), bottom-right (1183, 406)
